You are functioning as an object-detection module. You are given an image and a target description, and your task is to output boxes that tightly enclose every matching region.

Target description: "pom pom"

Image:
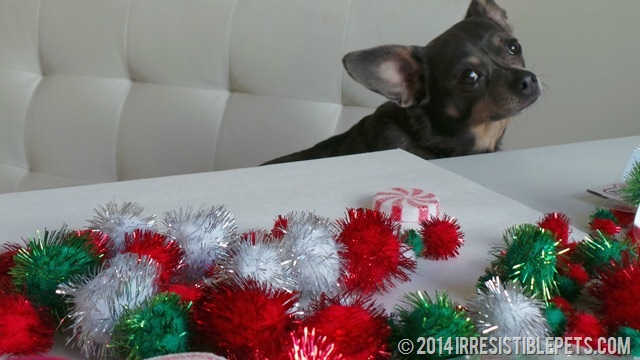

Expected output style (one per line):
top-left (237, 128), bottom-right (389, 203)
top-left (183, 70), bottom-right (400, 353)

top-left (418, 214), bottom-right (464, 260)
top-left (74, 229), bottom-right (113, 259)
top-left (58, 253), bottom-right (159, 358)
top-left (163, 205), bottom-right (238, 282)
top-left (89, 201), bottom-right (156, 253)
top-left (467, 277), bottom-right (549, 337)
top-left (538, 212), bottom-right (572, 246)
top-left (390, 291), bottom-right (478, 358)
top-left (272, 214), bottom-right (289, 240)
top-left (193, 280), bottom-right (298, 359)
top-left (573, 231), bottom-right (636, 274)
top-left (611, 208), bottom-right (636, 227)
top-left (162, 283), bottom-right (203, 304)
top-left (551, 296), bottom-right (574, 315)
top-left (0, 282), bottom-right (55, 356)
top-left (491, 224), bottom-right (560, 302)
top-left (123, 229), bottom-right (185, 284)
top-left (111, 292), bottom-right (191, 359)
top-left (621, 160), bottom-right (640, 206)
top-left (221, 230), bottom-right (295, 291)
top-left (400, 229), bottom-right (424, 255)
top-left (288, 327), bottom-right (343, 360)
top-left (590, 218), bottom-right (621, 236)
top-left (564, 312), bottom-right (605, 350)
top-left (615, 327), bottom-right (640, 356)
top-left (280, 211), bottom-right (343, 301)
top-left (545, 304), bottom-right (568, 336)
top-left (10, 228), bottom-right (104, 316)
top-left (304, 295), bottom-right (390, 360)
top-left (0, 243), bottom-right (21, 280)
top-left (336, 208), bottom-right (415, 294)
top-left (554, 275), bottom-right (582, 303)
top-left (565, 262), bottom-right (590, 285)
top-left (590, 261), bottom-right (640, 330)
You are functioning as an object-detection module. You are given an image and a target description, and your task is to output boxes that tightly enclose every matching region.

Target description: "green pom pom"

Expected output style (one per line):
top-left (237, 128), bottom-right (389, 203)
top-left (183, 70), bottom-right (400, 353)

top-left (491, 224), bottom-right (559, 302)
top-left (390, 291), bottom-right (478, 359)
top-left (544, 304), bottom-right (567, 336)
top-left (573, 231), bottom-right (637, 275)
top-left (9, 228), bottom-right (103, 316)
top-left (590, 208), bottom-right (619, 223)
top-left (554, 275), bottom-right (581, 302)
top-left (476, 264), bottom-right (505, 291)
top-left (615, 326), bottom-right (640, 356)
top-left (621, 160), bottom-right (640, 206)
top-left (402, 229), bottom-right (424, 255)
top-left (112, 292), bottom-right (191, 359)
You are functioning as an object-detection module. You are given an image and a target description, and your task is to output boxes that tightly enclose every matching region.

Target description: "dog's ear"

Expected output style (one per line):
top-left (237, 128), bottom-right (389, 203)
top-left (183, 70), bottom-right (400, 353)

top-left (465, 0), bottom-right (513, 32)
top-left (343, 45), bottom-right (427, 108)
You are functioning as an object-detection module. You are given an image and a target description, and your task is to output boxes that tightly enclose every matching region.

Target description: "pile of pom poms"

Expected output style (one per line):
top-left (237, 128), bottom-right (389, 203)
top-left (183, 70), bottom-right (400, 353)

top-left (0, 201), bottom-right (466, 359)
top-left (2, 199), bottom-right (640, 359)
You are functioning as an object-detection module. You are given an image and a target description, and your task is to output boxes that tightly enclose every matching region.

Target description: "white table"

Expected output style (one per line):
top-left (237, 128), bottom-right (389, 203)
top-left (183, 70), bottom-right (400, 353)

top-left (433, 135), bottom-right (640, 231)
top-left (0, 138), bottom-right (636, 359)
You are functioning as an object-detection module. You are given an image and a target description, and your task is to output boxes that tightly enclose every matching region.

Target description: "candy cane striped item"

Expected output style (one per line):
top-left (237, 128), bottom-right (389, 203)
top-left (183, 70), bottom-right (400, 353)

top-left (372, 187), bottom-right (440, 223)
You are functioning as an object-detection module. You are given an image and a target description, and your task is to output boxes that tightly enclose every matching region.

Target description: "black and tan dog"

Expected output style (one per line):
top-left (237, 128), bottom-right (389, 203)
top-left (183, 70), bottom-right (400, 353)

top-left (263, 0), bottom-right (539, 165)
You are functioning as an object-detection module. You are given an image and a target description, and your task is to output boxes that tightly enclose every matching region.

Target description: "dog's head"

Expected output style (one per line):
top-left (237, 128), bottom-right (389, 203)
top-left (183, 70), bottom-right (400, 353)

top-left (343, 0), bottom-right (540, 152)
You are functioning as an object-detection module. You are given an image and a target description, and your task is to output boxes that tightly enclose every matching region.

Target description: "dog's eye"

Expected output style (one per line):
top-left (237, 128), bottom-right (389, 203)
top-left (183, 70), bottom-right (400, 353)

top-left (459, 69), bottom-right (479, 86)
top-left (507, 40), bottom-right (522, 55)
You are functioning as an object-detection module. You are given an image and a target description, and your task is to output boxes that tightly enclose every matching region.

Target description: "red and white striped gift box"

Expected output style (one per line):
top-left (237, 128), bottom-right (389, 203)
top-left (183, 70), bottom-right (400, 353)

top-left (372, 187), bottom-right (440, 223)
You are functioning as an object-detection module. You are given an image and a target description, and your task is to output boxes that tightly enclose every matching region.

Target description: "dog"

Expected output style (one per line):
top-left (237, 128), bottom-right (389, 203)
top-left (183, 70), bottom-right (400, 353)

top-left (263, 0), bottom-right (539, 165)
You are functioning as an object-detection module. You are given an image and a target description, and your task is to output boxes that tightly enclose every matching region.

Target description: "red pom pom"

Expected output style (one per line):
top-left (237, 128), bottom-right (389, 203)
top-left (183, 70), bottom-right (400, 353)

top-left (419, 214), bottom-right (464, 260)
top-left (538, 212), bottom-right (572, 245)
top-left (591, 261), bottom-right (640, 330)
top-left (304, 295), bottom-right (390, 360)
top-left (0, 243), bottom-right (21, 280)
top-left (193, 280), bottom-right (297, 359)
top-left (73, 229), bottom-right (112, 259)
top-left (161, 283), bottom-right (203, 303)
top-left (336, 208), bottom-right (415, 294)
top-left (0, 283), bottom-right (55, 356)
top-left (611, 209), bottom-right (635, 227)
top-left (551, 296), bottom-right (574, 315)
top-left (590, 218), bottom-right (621, 236)
top-left (272, 215), bottom-right (289, 240)
top-left (288, 327), bottom-right (344, 360)
top-left (564, 312), bottom-right (606, 350)
top-left (123, 229), bottom-right (185, 284)
top-left (566, 263), bottom-right (590, 285)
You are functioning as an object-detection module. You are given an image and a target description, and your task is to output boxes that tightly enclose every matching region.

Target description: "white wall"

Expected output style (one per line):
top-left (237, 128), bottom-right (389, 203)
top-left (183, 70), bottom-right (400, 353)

top-left (497, 0), bottom-right (640, 150)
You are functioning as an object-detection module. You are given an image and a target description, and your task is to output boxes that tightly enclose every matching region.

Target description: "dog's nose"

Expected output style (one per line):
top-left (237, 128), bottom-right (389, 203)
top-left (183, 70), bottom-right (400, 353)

top-left (520, 73), bottom-right (539, 96)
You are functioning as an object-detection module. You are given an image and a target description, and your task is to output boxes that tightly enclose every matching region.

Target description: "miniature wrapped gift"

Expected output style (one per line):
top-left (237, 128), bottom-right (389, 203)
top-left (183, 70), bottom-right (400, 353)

top-left (372, 187), bottom-right (439, 223)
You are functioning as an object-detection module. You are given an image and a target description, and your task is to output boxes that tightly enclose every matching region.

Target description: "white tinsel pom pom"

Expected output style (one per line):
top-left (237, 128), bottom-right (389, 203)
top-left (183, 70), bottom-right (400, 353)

top-left (58, 253), bottom-right (159, 358)
top-left (221, 230), bottom-right (296, 291)
top-left (466, 277), bottom-right (549, 338)
top-left (88, 201), bottom-right (156, 252)
top-left (280, 211), bottom-right (343, 301)
top-left (163, 205), bottom-right (238, 282)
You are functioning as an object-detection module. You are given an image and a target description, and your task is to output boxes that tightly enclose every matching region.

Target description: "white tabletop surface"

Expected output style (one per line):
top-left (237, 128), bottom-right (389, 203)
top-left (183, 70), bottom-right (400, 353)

top-left (2, 138), bottom-right (635, 359)
top-left (433, 135), bottom-right (640, 231)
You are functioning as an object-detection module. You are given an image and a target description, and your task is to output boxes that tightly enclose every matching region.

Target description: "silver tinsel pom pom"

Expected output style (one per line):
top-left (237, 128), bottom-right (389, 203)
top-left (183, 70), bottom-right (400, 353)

top-left (280, 211), bottom-right (344, 301)
top-left (466, 277), bottom-right (550, 338)
top-left (88, 201), bottom-right (156, 253)
top-left (163, 205), bottom-right (238, 282)
top-left (221, 230), bottom-right (296, 292)
top-left (58, 253), bottom-right (159, 358)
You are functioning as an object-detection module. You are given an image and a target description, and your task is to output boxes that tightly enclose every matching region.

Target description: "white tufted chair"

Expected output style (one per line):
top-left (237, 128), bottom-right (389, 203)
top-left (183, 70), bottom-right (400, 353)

top-left (0, 0), bottom-right (465, 193)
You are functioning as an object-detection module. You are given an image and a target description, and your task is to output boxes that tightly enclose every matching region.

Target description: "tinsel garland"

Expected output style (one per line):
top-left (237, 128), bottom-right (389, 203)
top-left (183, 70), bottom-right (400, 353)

top-left (0, 194), bottom-right (639, 359)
